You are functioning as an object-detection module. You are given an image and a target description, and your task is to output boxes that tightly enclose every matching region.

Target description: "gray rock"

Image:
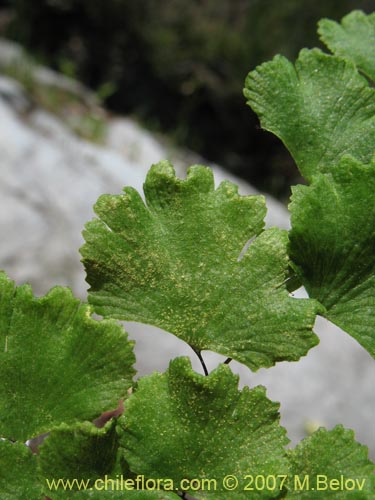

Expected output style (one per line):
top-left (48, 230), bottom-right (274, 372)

top-left (0, 37), bottom-right (96, 106)
top-left (106, 117), bottom-right (290, 230)
top-left (0, 74), bottom-right (30, 113)
top-left (0, 70), bottom-right (373, 458)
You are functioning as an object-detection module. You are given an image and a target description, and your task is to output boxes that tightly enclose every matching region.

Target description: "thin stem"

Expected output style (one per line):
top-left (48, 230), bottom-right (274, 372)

top-left (224, 357), bottom-right (232, 365)
top-left (191, 346), bottom-right (208, 376)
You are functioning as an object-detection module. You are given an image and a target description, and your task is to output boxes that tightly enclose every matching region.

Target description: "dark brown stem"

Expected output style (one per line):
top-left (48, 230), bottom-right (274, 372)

top-left (191, 346), bottom-right (208, 376)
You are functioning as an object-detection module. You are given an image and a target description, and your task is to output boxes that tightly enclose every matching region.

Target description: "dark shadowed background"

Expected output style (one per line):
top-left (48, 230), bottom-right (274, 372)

top-left (1, 0), bottom-right (374, 200)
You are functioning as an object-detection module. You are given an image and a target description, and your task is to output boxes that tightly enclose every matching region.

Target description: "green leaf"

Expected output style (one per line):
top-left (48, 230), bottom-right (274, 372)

top-left (319, 10), bottom-right (375, 83)
top-left (40, 421), bottom-right (118, 498)
top-left (81, 162), bottom-right (319, 371)
top-left (0, 440), bottom-right (43, 499)
top-left (0, 272), bottom-right (135, 441)
top-left (286, 426), bottom-right (375, 498)
top-left (289, 156), bottom-right (375, 358)
top-left (40, 421), bottom-right (180, 499)
top-left (244, 48), bottom-right (375, 181)
top-left (119, 357), bottom-right (289, 499)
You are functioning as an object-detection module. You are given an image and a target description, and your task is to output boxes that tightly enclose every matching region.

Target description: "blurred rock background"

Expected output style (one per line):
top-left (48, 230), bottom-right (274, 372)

top-left (2, 0), bottom-right (374, 200)
top-left (0, 0), bottom-right (373, 456)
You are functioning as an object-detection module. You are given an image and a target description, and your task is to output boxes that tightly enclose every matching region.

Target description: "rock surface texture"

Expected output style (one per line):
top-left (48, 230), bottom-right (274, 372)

top-left (0, 38), bottom-right (373, 456)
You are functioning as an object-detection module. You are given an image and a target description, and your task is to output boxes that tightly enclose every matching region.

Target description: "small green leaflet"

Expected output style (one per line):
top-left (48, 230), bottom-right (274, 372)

top-left (119, 357), bottom-right (289, 499)
top-left (244, 48), bottom-right (375, 181)
top-left (319, 10), bottom-right (375, 83)
top-left (81, 162), bottom-right (319, 371)
top-left (286, 426), bottom-right (375, 498)
top-left (40, 420), bottom-right (179, 499)
top-left (0, 272), bottom-right (135, 441)
top-left (40, 420), bottom-right (118, 498)
top-left (289, 156), bottom-right (375, 358)
top-left (0, 423), bottom-right (179, 500)
top-left (0, 440), bottom-right (43, 499)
